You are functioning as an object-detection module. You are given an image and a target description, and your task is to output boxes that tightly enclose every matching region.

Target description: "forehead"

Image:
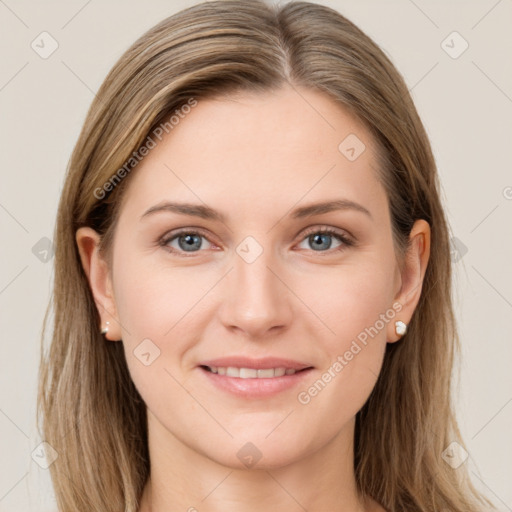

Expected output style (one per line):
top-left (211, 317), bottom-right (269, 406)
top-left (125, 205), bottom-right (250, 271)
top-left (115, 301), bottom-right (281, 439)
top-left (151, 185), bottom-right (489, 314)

top-left (119, 85), bottom-right (387, 222)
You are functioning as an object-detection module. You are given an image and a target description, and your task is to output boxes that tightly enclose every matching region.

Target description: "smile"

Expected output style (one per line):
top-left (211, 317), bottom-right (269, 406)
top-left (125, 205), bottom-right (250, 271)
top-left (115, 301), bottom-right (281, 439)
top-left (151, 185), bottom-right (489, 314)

top-left (198, 357), bottom-right (314, 398)
top-left (202, 366), bottom-right (300, 378)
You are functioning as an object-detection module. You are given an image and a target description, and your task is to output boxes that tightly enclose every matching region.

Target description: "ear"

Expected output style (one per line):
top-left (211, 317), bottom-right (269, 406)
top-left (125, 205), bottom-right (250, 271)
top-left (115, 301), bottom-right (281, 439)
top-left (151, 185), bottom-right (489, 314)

top-left (387, 219), bottom-right (431, 343)
top-left (75, 227), bottom-right (122, 341)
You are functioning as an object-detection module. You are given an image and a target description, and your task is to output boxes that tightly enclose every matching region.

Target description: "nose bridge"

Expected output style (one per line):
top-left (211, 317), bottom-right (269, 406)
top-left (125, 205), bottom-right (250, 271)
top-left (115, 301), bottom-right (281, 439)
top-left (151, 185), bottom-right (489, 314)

top-left (219, 236), bottom-right (292, 336)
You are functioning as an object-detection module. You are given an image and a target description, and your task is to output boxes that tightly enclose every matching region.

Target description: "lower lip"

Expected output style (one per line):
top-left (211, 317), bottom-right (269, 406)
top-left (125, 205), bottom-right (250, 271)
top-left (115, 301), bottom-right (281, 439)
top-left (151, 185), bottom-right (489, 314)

top-left (199, 367), bottom-right (314, 399)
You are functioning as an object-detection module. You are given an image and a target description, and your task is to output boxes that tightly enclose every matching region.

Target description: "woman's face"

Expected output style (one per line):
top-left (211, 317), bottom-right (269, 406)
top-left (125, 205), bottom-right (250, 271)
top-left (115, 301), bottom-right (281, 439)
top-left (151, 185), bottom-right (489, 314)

top-left (83, 85), bottom-right (427, 469)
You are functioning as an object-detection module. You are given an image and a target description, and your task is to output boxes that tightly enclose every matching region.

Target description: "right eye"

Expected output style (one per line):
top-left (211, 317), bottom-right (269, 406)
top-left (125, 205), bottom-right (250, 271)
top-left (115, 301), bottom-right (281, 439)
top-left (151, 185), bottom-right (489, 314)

top-left (159, 229), bottom-right (217, 256)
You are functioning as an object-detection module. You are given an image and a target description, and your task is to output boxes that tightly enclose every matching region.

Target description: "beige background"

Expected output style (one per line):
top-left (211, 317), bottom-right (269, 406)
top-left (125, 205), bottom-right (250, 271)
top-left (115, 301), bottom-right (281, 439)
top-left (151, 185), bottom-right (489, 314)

top-left (0, 0), bottom-right (511, 510)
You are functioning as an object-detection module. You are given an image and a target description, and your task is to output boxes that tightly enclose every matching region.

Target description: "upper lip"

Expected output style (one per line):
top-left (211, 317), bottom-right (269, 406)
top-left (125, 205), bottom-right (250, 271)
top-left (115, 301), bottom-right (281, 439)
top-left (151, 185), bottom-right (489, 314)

top-left (199, 357), bottom-right (313, 371)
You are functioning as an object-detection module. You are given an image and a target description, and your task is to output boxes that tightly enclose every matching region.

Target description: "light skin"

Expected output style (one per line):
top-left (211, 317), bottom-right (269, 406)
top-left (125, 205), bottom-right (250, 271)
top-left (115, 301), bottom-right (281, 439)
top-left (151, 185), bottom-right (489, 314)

top-left (77, 84), bottom-right (430, 512)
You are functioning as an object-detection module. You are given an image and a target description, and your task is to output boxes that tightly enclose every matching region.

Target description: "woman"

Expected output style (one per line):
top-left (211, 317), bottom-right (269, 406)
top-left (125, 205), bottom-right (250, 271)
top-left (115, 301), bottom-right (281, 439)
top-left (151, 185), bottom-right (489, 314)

top-left (37, 1), bottom-right (494, 510)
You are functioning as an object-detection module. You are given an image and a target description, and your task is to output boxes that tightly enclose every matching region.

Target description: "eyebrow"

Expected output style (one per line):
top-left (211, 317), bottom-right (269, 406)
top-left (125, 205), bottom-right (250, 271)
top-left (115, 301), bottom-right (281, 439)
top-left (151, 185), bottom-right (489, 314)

top-left (141, 202), bottom-right (226, 222)
top-left (140, 199), bottom-right (372, 222)
top-left (291, 199), bottom-right (372, 220)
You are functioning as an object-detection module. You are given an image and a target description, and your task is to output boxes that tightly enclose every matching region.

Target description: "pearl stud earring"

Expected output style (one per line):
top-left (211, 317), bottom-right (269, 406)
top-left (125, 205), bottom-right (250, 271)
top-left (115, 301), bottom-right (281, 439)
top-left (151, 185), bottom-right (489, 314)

top-left (101, 321), bottom-right (110, 335)
top-left (395, 320), bottom-right (407, 336)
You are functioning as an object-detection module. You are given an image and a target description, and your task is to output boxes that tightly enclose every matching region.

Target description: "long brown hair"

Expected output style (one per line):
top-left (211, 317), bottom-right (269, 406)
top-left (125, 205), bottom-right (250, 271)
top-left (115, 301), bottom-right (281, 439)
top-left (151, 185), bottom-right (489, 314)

top-left (38, 1), bottom-right (494, 510)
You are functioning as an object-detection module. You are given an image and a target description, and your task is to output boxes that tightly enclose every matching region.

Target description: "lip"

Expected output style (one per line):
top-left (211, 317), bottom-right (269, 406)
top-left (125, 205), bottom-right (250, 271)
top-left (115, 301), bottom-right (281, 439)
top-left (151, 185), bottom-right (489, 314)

top-left (197, 357), bottom-right (314, 399)
top-left (199, 356), bottom-right (312, 371)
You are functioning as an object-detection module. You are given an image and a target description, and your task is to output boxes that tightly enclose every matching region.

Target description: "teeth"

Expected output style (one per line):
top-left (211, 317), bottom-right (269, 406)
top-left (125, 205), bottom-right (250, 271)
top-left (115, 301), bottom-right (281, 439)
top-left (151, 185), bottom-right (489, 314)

top-left (226, 367), bottom-right (239, 377)
top-left (206, 366), bottom-right (297, 378)
top-left (240, 368), bottom-right (258, 378)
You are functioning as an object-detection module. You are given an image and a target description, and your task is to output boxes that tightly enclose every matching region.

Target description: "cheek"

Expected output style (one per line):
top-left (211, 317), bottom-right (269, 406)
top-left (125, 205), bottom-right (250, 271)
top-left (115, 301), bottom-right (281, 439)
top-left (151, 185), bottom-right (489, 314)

top-left (292, 256), bottom-right (396, 401)
top-left (296, 256), bottom-right (396, 344)
top-left (111, 252), bottom-right (220, 393)
top-left (113, 252), bottom-right (214, 340)
top-left (111, 258), bottom-right (210, 413)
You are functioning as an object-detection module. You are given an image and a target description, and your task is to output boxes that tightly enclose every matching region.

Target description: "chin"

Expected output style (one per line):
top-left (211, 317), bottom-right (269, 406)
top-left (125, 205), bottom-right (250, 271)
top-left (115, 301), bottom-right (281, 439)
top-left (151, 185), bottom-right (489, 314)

top-left (205, 435), bottom-right (318, 471)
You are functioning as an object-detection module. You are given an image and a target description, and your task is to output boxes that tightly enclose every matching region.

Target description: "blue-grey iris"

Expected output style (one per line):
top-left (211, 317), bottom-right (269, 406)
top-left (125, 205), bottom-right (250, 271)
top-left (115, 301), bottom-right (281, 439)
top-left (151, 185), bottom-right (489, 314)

top-left (309, 233), bottom-right (332, 251)
top-left (178, 234), bottom-right (202, 251)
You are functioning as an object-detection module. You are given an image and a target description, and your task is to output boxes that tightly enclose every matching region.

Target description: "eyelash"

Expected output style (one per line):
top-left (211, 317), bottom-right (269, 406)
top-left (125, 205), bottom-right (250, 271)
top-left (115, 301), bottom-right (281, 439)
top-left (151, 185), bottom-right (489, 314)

top-left (158, 226), bottom-right (354, 258)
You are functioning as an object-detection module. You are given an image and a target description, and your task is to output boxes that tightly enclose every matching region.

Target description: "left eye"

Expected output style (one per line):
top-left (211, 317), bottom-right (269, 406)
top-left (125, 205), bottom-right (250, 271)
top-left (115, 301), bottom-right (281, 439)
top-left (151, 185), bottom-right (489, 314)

top-left (296, 229), bottom-right (350, 252)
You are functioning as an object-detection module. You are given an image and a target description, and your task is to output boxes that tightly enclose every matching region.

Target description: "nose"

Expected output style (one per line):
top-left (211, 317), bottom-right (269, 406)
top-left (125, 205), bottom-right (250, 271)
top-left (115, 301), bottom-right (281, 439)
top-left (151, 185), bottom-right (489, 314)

top-left (217, 244), bottom-right (294, 340)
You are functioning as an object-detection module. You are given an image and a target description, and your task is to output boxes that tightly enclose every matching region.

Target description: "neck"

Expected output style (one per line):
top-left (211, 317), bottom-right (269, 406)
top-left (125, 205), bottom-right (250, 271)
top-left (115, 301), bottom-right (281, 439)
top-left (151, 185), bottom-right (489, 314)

top-left (138, 413), bottom-right (375, 512)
